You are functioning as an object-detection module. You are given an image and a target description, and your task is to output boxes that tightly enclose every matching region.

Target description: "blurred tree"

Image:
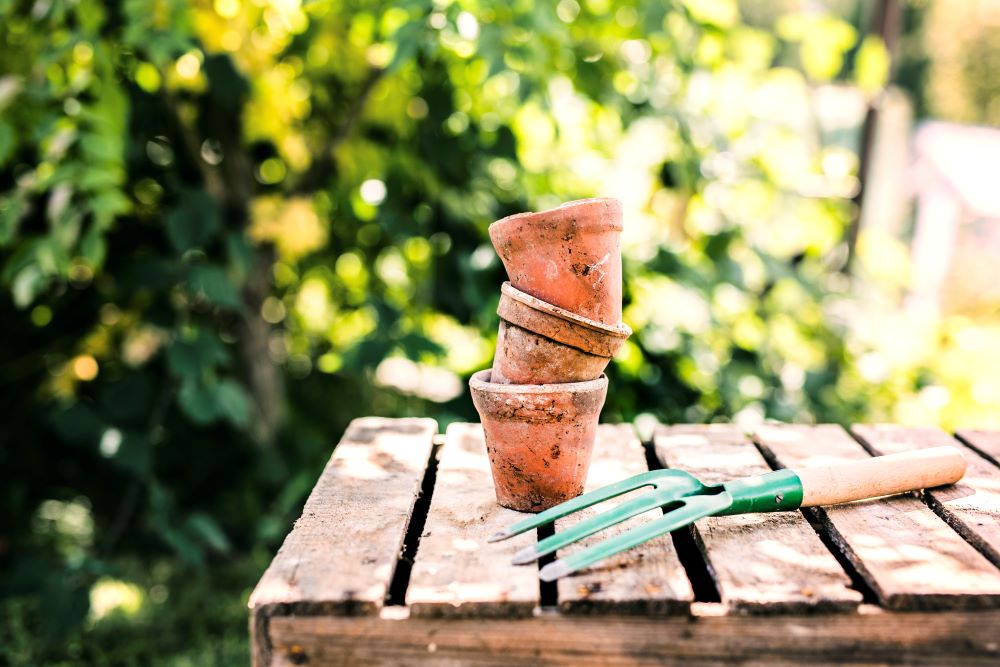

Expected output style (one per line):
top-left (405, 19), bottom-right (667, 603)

top-left (921, 0), bottom-right (1000, 127)
top-left (1, 0), bottom-right (888, 658)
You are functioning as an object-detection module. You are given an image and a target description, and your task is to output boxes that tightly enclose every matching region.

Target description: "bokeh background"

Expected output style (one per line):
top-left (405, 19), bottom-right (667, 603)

top-left (2, 0), bottom-right (999, 663)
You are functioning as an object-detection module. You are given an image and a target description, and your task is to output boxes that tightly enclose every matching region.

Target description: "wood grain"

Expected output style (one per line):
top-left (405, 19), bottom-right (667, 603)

top-left (754, 424), bottom-right (1000, 610)
top-left (555, 424), bottom-right (694, 614)
top-left (406, 422), bottom-right (540, 618)
top-left (248, 417), bottom-right (437, 666)
top-left (957, 429), bottom-right (1000, 469)
top-left (655, 424), bottom-right (861, 613)
top-left (794, 446), bottom-right (966, 507)
top-left (852, 424), bottom-right (1000, 568)
top-left (266, 606), bottom-right (1000, 666)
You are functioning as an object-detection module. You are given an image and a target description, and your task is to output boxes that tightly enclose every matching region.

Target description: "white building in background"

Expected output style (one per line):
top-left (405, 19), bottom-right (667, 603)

top-left (909, 122), bottom-right (1000, 316)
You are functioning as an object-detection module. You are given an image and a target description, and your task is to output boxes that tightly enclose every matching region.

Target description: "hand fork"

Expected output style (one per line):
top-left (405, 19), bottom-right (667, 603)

top-left (489, 446), bottom-right (966, 581)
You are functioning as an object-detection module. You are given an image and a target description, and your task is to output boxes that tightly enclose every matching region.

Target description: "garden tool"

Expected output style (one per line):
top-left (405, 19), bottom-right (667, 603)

top-left (489, 445), bottom-right (967, 581)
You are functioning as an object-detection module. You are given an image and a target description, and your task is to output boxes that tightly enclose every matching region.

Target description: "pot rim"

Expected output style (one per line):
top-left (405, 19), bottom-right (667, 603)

top-left (488, 197), bottom-right (623, 236)
top-left (501, 282), bottom-right (631, 339)
top-left (469, 369), bottom-right (607, 394)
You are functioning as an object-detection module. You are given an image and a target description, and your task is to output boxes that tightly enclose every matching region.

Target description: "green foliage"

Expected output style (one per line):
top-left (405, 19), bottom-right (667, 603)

top-left (1, 557), bottom-right (255, 666)
top-left (165, 190), bottom-right (220, 253)
top-left (0, 0), bottom-right (948, 662)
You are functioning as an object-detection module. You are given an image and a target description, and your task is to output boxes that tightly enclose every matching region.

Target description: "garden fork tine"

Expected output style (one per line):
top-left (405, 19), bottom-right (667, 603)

top-left (538, 494), bottom-right (727, 581)
top-left (487, 469), bottom-right (703, 543)
top-left (491, 445), bottom-right (968, 581)
top-left (511, 487), bottom-right (701, 565)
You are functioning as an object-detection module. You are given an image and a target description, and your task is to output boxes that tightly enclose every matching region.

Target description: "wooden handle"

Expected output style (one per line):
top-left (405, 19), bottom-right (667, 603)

top-left (795, 446), bottom-right (966, 508)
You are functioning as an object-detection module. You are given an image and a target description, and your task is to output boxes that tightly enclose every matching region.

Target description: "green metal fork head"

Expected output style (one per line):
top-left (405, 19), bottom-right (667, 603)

top-left (489, 469), bottom-right (712, 565)
top-left (490, 466), bottom-right (803, 582)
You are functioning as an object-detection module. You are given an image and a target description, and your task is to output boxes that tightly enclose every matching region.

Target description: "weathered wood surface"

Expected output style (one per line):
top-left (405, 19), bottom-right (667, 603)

top-left (556, 424), bottom-right (693, 614)
top-left (249, 417), bottom-right (436, 665)
top-left (957, 429), bottom-right (1000, 469)
top-left (266, 607), bottom-right (1000, 666)
top-left (249, 417), bottom-right (436, 613)
top-left (655, 424), bottom-right (862, 613)
top-left (852, 424), bottom-right (1000, 568)
top-left (252, 421), bottom-right (1000, 666)
top-left (406, 422), bottom-right (540, 618)
top-left (754, 424), bottom-right (1000, 610)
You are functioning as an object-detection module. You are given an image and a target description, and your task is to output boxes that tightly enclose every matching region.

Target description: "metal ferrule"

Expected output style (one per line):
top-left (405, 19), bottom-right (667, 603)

top-left (717, 468), bottom-right (804, 515)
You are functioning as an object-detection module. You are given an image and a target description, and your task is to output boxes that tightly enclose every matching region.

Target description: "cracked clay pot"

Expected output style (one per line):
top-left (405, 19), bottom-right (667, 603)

top-left (491, 282), bottom-right (631, 385)
top-left (489, 197), bottom-right (623, 326)
top-left (469, 369), bottom-right (608, 512)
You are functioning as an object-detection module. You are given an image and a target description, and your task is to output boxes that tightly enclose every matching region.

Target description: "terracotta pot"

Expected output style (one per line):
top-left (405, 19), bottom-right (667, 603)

top-left (489, 198), bottom-right (623, 325)
top-left (491, 282), bottom-right (632, 385)
top-left (469, 369), bottom-right (608, 513)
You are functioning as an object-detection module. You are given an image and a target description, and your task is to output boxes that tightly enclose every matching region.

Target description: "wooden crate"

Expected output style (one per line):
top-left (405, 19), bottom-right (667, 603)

top-left (249, 418), bottom-right (1000, 665)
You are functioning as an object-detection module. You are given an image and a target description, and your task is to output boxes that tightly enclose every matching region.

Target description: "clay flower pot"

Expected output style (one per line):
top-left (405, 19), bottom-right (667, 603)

top-left (491, 282), bottom-right (631, 385)
top-left (489, 198), bottom-right (623, 325)
top-left (469, 369), bottom-right (608, 512)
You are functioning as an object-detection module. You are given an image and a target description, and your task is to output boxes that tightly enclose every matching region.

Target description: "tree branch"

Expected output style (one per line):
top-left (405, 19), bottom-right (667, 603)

top-left (292, 67), bottom-right (386, 194)
top-left (99, 382), bottom-right (174, 556)
top-left (160, 86), bottom-right (227, 202)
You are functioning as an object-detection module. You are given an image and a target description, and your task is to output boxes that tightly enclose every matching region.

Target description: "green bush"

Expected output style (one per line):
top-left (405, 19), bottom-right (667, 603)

top-left (0, 0), bottom-right (903, 662)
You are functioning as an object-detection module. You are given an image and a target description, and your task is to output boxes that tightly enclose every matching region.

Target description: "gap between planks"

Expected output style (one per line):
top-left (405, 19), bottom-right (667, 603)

top-left (252, 420), bottom-right (1000, 666)
top-left (249, 417), bottom-right (438, 667)
top-left (643, 439), bottom-right (722, 604)
top-left (405, 423), bottom-right (696, 617)
top-left (654, 424), bottom-right (862, 614)
top-left (754, 424), bottom-right (1000, 610)
top-left (405, 422), bottom-right (540, 617)
top-left (955, 430), bottom-right (1000, 470)
top-left (384, 435), bottom-right (443, 606)
top-left (850, 425), bottom-right (1000, 571)
top-left (554, 424), bottom-right (694, 614)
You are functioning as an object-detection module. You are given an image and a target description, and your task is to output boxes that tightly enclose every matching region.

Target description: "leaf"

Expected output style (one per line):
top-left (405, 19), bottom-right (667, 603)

top-left (683, 0), bottom-right (738, 28)
top-left (0, 194), bottom-right (26, 245)
top-left (855, 35), bottom-right (890, 94)
top-left (225, 231), bottom-right (253, 281)
top-left (159, 525), bottom-right (205, 567)
top-left (12, 264), bottom-right (46, 308)
top-left (387, 20), bottom-right (424, 73)
top-left (399, 332), bottom-right (444, 357)
top-left (131, 258), bottom-right (182, 291)
top-left (165, 189), bottom-right (220, 253)
top-left (48, 401), bottom-right (105, 445)
top-left (112, 431), bottom-right (153, 476)
top-left (184, 513), bottom-right (231, 554)
top-left (177, 375), bottom-right (248, 428)
top-left (0, 119), bottom-right (15, 167)
top-left (187, 264), bottom-right (243, 310)
top-left (40, 577), bottom-right (91, 646)
top-left (89, 190), bottom-right (129, 230)
top-left (178, 379), bottom-right (219, 425)
top-left (213, 379), bottom-right (250, 427)
top-left (80, 224), bottom-right (107, 268)
top-left (166, 330), bottom-right (229, 380)
top-left (99, 373), bottom-right (155, 424)
top-left (203, 54), bottom-right (250, 115)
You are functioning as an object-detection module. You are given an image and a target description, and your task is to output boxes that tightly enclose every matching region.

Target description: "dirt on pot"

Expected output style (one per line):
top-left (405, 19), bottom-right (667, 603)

top-left (489, 198), bottom-right (623, 326)
top-left (469, 370), bottom-right (608, 512)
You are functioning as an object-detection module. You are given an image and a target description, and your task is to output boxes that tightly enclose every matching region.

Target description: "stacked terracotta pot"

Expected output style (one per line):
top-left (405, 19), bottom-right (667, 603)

top-left (470, 198), bottom-right (632, 512)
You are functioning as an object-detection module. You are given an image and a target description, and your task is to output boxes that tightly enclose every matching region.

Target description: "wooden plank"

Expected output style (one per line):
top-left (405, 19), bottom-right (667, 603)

top-left (265, 606), bottom-right (1000, 666)
top-left (852, 424), bottom-right (1000, 568)
top-left (555, 424), bottom-right (694, 614)
top-left (957, 429), bottom-right (1000, 469)
top-left (754, 424), bottom-right (1000, 610)
top-left (655, 424), bottom-right (861, 613)
top-left (406, 422), bottom-right (539, 618)
top-left (249, 417), bottom-right (437, 666)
